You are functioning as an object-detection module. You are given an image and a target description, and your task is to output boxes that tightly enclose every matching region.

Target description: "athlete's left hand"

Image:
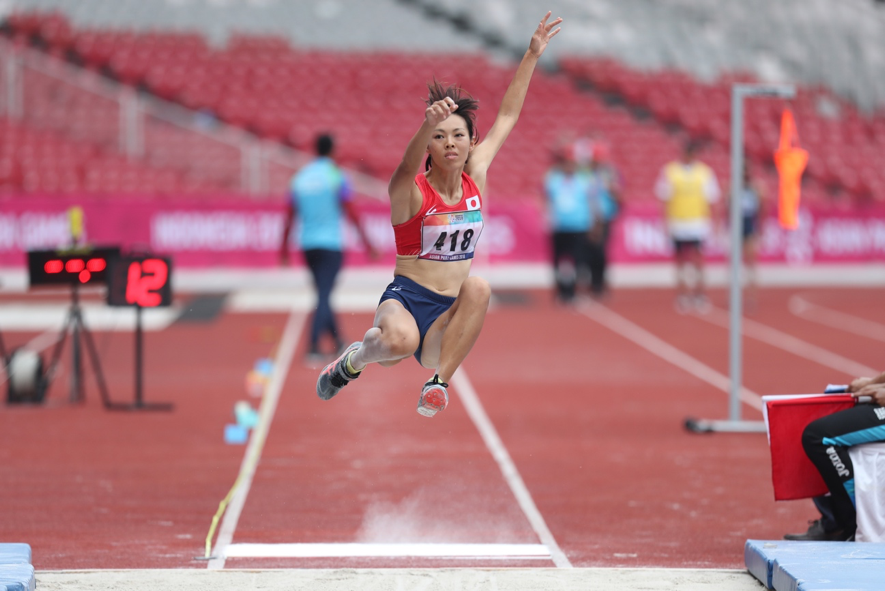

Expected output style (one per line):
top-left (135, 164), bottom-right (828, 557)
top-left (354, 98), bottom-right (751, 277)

top-left (529, 12), bottom-right (562, 58)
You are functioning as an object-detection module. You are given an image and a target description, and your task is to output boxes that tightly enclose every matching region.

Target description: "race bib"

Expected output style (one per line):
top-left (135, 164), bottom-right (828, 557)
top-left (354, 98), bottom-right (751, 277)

top-left (419, 210), bottom-right (484, 261)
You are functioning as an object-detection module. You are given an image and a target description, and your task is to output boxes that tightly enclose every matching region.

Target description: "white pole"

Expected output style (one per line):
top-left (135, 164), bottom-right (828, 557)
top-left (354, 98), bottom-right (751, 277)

top-left (728, 86), bottom-right (745, 421)
top-left (727, 84), bottom-right (795, 422)
top-left (687, 84), bottom-right (795, 433)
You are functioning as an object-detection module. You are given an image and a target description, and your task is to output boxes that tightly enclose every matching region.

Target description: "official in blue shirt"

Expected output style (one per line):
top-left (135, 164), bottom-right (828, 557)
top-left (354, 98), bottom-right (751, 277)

top-left (281, 134), bottom-right (375, 361)
top-left (545, 146), bottom-right (595, 302)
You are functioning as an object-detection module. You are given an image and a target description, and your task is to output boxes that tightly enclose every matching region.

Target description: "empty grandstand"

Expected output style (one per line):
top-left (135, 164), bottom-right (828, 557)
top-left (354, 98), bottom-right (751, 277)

top-left (0, 0), bottom-right (882, 206)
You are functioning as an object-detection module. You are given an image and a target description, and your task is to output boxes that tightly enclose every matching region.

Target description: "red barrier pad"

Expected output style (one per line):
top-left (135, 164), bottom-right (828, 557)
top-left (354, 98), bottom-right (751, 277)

top-left (765, 395), bottom-right (855, 501)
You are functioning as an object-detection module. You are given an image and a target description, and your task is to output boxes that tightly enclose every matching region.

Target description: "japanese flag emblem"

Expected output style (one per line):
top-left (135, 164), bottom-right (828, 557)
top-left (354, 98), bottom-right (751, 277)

top-left (466, 195), bottom-right (480, 211)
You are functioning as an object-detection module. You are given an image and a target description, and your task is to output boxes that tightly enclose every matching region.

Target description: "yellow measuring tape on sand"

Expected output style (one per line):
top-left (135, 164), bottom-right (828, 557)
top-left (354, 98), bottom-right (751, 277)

top-left (201, 313), bottom-right (304, 560)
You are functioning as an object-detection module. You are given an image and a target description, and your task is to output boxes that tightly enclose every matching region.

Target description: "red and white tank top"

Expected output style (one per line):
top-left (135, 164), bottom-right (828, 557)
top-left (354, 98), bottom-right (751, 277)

top-left (393, 172), bottom-right (484, 261)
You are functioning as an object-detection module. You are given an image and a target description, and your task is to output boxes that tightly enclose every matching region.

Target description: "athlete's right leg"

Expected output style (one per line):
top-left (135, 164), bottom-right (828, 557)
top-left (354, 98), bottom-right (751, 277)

top-left (316, 300), bottom-right (419, 401)
top-left (348, 299), bottom-right (420, 371)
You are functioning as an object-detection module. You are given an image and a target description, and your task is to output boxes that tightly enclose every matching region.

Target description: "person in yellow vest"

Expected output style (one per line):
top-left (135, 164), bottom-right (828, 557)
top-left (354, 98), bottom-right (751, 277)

top-left (655, 141), bottom-right (721, 313)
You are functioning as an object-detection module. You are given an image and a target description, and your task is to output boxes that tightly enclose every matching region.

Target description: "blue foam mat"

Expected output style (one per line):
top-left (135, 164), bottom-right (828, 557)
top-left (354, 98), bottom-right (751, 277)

top-left (745, 540), bottom-right (885, 591)
top-left (0, 545), bottom-right (30, 565)
top-left (0, 544), bottom-right (34, 591)
top-left (0, 565), bottom-right (35, 591)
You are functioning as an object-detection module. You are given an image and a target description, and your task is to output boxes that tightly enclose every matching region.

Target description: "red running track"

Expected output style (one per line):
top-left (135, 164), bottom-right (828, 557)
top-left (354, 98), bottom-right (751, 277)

top-left (0, 286), bottom-right (881, 570)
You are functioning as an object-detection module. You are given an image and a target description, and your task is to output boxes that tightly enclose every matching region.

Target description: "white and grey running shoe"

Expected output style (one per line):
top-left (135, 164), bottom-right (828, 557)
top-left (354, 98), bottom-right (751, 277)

top-left (316, 342), bottom-right (362, 400)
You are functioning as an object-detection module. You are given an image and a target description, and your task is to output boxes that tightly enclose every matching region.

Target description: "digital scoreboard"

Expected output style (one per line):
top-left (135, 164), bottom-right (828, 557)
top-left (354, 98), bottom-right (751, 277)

top-left (106, 255), bottom-right (173, 308)
top-left (27, 247), bottom-right (121, 286)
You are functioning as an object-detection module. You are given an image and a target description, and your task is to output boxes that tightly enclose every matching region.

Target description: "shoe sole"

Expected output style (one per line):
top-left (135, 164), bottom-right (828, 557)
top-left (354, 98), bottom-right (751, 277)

top-left (417, 387), bottom-right (447, 418)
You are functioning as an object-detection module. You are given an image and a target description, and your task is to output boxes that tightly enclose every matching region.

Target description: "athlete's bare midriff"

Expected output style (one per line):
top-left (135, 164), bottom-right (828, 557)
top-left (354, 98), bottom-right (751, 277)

top-left (393, 255), bottom-right (471, 297)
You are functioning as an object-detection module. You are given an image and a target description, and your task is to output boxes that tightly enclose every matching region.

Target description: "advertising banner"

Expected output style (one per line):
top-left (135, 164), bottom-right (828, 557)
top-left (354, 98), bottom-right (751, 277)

top-left (1, 195), bottom-right (883, 267)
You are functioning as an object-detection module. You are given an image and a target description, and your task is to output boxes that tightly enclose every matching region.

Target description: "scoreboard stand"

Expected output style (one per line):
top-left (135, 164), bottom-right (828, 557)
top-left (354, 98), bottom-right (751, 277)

top-left (105, 254), bottom-right (174, 412)
top-left (26, 247), bottom-right (174, 411)
top-left (29, 247), bottom-right (120, 407)
top-left (44, 281), bottom-right (114, 407)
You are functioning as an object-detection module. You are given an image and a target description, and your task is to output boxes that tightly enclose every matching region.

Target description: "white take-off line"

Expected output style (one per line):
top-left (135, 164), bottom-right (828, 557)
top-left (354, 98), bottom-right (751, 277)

top-left (701, 306), bottom-right (879, 379)
top-left (789, 294), bottom-right (885, 345)
top-left (224, 542), bottom-right (551, 559)
top-left (576, 302), bottom-right (763, 410)
top-left (206, 308), bottom-right (306, 571)
top-left (450, 368), bottom-right (573, 569)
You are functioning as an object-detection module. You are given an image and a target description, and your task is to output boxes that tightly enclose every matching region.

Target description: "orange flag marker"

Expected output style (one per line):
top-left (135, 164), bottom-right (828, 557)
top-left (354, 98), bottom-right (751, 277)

top-left (774, 109), bottom-right (808, 230)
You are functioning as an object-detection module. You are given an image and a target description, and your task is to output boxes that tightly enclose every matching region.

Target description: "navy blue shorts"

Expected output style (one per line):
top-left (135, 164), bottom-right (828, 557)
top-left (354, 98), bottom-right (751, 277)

top-left (378, 275), bottom-right (456, 364)
top-left (673, 238), bottom-right (702, 254)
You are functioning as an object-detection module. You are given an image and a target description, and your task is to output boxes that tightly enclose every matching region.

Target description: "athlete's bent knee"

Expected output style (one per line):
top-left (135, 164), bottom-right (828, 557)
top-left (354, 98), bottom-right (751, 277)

top-left (801, 419), bottom-right (826, 453)
top-left (380, 324), bottom-right (420, 358)
top-left (460, 276), bottom-right (491, 308)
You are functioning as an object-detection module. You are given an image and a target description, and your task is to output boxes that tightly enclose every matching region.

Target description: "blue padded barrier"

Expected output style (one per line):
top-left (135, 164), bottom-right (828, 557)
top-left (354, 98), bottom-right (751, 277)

top-left (0, 544), bottom-right (35, 591)
top-left (0, 564), bottom-right (35, 591)
top-left (745, 539), bottom-right (885, 591)
top-left (0, 545), bottom-right (30, 565)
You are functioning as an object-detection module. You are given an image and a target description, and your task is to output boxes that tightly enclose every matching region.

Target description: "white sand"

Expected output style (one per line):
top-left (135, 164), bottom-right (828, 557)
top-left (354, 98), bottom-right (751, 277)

top-left (38, 568), bottom-right (765, 591)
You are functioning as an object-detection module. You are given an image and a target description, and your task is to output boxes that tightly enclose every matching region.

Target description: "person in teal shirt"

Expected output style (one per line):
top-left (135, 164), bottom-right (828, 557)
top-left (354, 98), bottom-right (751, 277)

top-left (545, 145), bottom-right (596, 302)
top-left (280, 134), bottom-right (375, 362)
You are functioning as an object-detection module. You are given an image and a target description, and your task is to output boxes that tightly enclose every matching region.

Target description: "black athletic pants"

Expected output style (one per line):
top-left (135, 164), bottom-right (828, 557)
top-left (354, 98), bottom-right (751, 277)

top-left (802, 403), bottom-right (885, 534)
top-left (552, 231), bottom-right (588, 301)
top-left (304, 248), bottom-right (343, 353)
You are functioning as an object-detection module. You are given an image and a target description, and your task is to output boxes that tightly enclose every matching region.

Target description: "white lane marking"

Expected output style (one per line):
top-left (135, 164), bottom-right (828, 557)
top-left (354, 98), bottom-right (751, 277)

top-left (789, 294), bottom-right (885, 344)
top-left (701, 307), bottom-right (879, 379)
top-left (223, 543), bottom-right (550, 559)
top-left (207, 309), bottom-right (306, 570)
top-left (576, 302), bottom-right (763, 410)
top-left (451, 369), bottom-right (572, 568)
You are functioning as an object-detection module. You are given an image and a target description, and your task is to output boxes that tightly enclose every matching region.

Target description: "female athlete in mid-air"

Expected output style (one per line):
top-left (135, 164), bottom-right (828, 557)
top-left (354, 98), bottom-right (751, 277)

top-left (317, 12), bottom-right (563, 417)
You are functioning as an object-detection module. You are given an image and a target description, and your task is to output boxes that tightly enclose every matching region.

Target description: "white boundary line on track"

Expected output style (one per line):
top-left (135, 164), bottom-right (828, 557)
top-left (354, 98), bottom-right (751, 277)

top-left (450, 369), bottom-right (573, 569)
top-left (576, 302), bottom-right (763, 410)
top-left (789, 294), bottom-right (885, 344)
top-left (207, 309), bottom-right (306, 570)
top-left (701, 307), bottom-right (879, 379)
top-left (223, 542), bottom-right (550, 559)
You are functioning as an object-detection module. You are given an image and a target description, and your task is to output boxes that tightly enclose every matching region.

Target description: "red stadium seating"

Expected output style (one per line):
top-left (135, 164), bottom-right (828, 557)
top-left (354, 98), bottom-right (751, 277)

top-left (3, 10), bottom-right (880, 205)
top-left (560, 57), bottom-right (885, 205)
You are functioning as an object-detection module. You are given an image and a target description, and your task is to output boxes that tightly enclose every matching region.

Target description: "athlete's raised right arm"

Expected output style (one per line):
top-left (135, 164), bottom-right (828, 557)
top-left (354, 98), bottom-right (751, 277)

top-left (388, 97), bottom-right (458, 224)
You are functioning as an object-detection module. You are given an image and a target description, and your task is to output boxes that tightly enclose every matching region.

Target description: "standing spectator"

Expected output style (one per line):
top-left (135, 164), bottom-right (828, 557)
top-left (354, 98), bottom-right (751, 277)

top-left (545, 144), bottom-right (596, 303)
top-left (784, 371), bottom-right (885, 541)
top-left (280, 133), bottom-right (376, 363)
top-left (733, 162), bottom-right (766, 308)
top-left (655, 140), bottom-right (721, 313)
top-left (585, 141), bottom-right (622, 299)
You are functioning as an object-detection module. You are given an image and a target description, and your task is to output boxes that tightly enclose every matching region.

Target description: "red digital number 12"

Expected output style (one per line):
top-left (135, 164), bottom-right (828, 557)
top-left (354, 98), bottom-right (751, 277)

top-left (126, 259), bottom-right (168, 307)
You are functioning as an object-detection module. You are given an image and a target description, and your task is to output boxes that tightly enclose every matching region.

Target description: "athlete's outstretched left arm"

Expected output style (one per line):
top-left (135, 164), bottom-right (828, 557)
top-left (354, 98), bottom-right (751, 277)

top-left (466, 12), bottom-right (562, 192)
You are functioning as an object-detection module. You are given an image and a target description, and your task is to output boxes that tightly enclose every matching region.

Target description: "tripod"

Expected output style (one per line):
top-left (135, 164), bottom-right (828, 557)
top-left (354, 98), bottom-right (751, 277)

top-left (45, 283), bottom-right (113, 407)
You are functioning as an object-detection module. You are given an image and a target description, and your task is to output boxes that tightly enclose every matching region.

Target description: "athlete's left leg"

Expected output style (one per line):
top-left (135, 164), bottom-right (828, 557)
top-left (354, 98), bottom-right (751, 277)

top-left (419, 276), bottom-right (491, 383)
top-left (412, 276), bottom-right (491, 417)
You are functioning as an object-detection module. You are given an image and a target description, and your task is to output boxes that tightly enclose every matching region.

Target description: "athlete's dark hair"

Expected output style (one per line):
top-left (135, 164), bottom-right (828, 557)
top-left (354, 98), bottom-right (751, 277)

top-left (316, 133), bottom-right (334, 157)
top-left (424, 80), bottom-right (479, 171)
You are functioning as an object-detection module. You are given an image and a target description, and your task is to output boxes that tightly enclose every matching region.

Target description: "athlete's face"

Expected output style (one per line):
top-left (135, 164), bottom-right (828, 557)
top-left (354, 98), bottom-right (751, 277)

top-left (427, 114), bottom-right (474, 169)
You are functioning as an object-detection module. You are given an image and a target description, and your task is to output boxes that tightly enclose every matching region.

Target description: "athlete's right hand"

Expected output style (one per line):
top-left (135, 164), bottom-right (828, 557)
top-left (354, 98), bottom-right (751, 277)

top-left (425, 97), bottom-right (458, 126)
